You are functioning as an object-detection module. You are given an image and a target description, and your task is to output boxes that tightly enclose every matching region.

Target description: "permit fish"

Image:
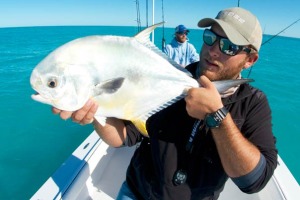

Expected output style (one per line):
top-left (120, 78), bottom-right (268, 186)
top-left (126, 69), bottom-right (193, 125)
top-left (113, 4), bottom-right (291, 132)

top-left (30, 22), bottom-right (253, 135)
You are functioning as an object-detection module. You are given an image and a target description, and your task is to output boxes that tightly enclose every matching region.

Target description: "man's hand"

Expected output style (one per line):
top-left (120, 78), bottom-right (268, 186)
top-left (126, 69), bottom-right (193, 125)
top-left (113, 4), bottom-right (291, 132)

top-left (185, 76), bottom-right (223, 119)
top-left (52, 99), bottom-right (98, 125)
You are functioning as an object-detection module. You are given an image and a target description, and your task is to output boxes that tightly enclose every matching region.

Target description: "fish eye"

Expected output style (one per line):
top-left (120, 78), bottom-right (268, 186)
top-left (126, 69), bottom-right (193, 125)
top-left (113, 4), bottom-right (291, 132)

top-left (47, 78), bottom-right (58, 88)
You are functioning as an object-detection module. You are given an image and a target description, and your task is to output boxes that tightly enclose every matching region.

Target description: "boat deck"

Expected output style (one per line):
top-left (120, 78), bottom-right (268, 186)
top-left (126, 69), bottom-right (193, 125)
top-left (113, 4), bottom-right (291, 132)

top-left (31, 131), bottom-right (300, 200)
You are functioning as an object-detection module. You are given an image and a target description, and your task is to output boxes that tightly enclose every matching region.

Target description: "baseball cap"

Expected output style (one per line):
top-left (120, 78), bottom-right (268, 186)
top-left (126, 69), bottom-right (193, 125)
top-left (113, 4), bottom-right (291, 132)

top-left (198, 7), bottom-right (262, 51)
top-left (175, 25), bottom-right (190, 34)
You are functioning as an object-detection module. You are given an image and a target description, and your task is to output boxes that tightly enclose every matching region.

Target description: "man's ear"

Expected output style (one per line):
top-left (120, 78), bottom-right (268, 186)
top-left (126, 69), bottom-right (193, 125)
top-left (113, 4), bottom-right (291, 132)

top-left (244, 53), bottom-right (259, 69)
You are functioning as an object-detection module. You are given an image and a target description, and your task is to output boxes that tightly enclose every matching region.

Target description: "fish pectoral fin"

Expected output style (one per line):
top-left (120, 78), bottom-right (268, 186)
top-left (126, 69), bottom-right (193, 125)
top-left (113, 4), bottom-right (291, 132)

top-left (94, 77), bottom-right (125, 96)
top-left (94, 115), bottom-right (107, 126)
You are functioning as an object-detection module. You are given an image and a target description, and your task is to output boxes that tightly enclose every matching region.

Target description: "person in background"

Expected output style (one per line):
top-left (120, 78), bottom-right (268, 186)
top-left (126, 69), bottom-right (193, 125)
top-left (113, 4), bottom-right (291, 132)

top-left (164, 24), bottom-right (199, 67)
top-left (53, 7), bottom-right (278, 200)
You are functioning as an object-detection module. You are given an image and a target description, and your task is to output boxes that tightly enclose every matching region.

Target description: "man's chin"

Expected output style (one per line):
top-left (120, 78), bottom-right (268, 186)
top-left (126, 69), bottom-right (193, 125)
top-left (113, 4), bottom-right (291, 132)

top-left (201, 69), bottom-right (219, 81)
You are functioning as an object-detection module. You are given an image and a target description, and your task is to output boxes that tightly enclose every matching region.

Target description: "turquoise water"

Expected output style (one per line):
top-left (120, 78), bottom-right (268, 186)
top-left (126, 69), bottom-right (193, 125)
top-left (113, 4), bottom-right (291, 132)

top-left (0, 26), bottom-right (299, 199)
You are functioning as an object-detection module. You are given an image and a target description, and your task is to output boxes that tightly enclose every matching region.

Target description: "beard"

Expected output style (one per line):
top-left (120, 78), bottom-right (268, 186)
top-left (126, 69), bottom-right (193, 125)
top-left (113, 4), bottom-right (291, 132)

top-left (198, 50), bottom-right (247, 81)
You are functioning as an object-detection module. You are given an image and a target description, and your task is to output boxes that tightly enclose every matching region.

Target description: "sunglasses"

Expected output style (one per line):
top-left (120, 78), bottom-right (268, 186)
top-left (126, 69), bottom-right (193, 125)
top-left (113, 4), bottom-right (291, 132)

top-left (176, 32), bottom-right (188, 35)
top-left (203, 29), bottom-right (254, 56)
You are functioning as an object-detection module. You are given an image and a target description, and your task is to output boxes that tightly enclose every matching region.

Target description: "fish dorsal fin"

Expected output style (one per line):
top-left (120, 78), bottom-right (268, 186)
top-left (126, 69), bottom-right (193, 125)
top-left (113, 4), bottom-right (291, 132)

top-left (134, 22), bottom-right (193, 77)
top-left (134, 22), bottom-right (164, 45)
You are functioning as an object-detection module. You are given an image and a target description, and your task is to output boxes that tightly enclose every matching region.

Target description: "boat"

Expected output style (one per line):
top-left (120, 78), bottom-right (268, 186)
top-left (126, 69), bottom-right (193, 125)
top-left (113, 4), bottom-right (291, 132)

top-left (31, 130), bottom-right (300, 200)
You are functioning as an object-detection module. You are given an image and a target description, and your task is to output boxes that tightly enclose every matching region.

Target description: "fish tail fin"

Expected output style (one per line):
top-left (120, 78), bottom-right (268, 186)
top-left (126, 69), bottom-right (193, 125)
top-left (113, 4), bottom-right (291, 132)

top-left (213, 79), bottom-right (254, 93)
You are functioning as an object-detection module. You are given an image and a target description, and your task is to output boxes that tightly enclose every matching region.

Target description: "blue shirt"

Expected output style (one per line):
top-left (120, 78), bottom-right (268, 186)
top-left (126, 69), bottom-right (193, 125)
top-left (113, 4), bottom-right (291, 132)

top-left (164, 38), bottom-right (199, 67)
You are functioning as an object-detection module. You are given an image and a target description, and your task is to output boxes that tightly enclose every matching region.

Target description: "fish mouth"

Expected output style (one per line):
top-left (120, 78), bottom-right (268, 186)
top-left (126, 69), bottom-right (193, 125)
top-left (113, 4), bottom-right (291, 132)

top-left (31, 93), bottom-right (52, 105)
top-left (31, 92), bottom-right (79, 112)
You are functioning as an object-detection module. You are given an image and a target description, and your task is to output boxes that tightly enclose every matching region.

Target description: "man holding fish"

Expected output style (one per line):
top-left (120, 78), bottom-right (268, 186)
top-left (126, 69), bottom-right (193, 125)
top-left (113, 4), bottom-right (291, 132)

top-left (52, 7), bottom-right (277, 200)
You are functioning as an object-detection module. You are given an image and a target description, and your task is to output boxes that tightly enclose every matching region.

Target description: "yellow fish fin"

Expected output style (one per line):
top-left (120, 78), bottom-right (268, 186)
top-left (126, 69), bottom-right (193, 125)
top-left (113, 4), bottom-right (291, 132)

top-left (131, 119), bottom-right (149, 137)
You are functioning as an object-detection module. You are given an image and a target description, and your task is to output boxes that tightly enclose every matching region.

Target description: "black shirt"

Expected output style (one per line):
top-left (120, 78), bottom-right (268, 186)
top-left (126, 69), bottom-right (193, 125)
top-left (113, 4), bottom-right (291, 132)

top-left (124, 62), bottom-right (278, 200)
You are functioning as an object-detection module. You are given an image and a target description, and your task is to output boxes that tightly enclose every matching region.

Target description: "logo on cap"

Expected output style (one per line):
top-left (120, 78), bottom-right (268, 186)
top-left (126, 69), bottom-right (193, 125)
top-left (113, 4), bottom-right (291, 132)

top-left (218, 11), bottom-right (246, 24)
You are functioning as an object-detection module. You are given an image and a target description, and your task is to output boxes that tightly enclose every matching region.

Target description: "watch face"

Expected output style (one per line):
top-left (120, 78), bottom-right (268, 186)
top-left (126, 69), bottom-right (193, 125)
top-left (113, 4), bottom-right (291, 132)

top-left (205, 114), bottom-right (220, 128)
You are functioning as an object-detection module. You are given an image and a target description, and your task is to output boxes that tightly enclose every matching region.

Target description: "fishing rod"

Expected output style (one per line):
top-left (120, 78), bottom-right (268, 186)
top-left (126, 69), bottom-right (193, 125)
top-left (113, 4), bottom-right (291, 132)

top-left (247, 18), bottom-right (300, 78)
top-left (135, 0), bottom-right (142, 32)
top-left (161, 0), bottom-right (166, 50)
top-left (146, 0), bottom-right (149, 27)
top-left (261, 18), bottom-right (300, 45)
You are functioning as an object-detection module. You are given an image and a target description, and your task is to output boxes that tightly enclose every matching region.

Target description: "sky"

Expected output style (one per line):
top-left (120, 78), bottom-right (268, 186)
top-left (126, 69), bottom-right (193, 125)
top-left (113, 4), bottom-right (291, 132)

top-left (0, 0), bottom-right (299, 38)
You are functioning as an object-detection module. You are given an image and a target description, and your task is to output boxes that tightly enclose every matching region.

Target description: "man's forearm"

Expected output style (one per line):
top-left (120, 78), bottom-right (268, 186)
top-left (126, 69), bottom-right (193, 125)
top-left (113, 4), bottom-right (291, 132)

top-left (93, 118), bottom-right (127, 147)
top-left (211, 114), bottom-right (261, 178)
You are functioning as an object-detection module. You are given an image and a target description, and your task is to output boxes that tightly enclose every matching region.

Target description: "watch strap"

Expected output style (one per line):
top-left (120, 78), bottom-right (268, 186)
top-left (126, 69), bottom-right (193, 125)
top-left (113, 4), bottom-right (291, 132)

top-left (215, 107), bottom-right (228, 121)
top-left (205, 107), bottom-right (228, 128)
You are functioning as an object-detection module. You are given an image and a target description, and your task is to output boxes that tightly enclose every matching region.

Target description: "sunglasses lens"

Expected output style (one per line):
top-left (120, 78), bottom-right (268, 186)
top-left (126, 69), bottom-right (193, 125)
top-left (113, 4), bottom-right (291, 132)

top-left (177, 32), bottom-right (187, 35)
top-left (203, 29), bottom-right (242, 56)
top-left (203, 29), bottom-right (216, 46)
top-left (219, 39), bottom-right (240, 56)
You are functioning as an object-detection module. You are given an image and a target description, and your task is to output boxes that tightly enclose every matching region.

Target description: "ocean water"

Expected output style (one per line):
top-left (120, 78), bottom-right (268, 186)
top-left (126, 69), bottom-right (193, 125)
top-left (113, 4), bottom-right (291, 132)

top-left (0, 26), bottom-right (299, 199)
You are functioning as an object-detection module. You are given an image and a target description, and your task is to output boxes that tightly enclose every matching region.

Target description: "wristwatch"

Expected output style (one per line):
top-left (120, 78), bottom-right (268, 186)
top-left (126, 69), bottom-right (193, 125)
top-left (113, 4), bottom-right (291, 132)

top-left (205, 107), bottom-right (228, 128)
